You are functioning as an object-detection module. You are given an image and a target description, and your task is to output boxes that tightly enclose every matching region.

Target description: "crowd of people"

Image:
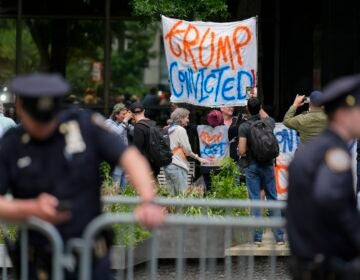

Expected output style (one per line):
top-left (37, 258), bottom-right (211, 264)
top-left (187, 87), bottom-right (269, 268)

top-left (0, 80), bottom-right (330, 216)
top-left (5, 71), bottom-right (360, 279)
top-left (93, 87), bottom-right (329, 248)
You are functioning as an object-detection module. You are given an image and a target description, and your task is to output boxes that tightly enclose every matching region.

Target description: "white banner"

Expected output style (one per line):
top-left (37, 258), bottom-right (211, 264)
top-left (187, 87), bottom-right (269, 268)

top-left (197, 125), bottom-right (229, 166)
top-left (274, 123), bottom-right (300, 200)
top-left (162, 15), bottom-right (257, 107)
top-left (274, 124), bottom-right (358, 200)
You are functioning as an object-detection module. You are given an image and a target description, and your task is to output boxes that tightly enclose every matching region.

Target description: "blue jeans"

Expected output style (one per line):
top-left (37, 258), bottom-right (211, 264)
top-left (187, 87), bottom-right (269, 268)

top-left (164, 164), bottom-right (188, 195)
top-left (244, 163), bottom-right (284, 242)
top-left (112, 167), bottom-right (127, 189)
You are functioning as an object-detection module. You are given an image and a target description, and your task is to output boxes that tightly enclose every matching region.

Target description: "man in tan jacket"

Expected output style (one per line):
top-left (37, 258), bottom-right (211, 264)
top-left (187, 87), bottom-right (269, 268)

top-left (283, 91), bottom-right (327, 144)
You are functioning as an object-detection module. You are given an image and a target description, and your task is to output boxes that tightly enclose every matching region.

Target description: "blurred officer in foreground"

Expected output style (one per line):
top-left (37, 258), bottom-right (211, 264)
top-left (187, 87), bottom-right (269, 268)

top-left (287, 74), bottom-right (360, 280)
top-left (0, 73), bottom-right (165, 279)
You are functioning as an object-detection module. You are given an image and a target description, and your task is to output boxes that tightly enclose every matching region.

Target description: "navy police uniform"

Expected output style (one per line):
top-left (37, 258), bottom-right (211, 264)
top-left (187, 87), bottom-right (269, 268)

top-left (287, 75), bottom-right (360, 280)
top-left (0, 74), bottom-right (127, 279)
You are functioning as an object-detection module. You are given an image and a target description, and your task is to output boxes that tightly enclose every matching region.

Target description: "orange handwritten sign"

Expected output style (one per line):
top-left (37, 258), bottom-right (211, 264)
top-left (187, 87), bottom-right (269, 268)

top-left (164, 19), bottom-right (252, 71)
top-left (274, 164), bottom-right (288, 195)
top-left (162, 15), bottom-right (257, 107)
top-left (200, 131), bottom-right (223, 145)
top-left (197, 125), bottom-right (229, 166)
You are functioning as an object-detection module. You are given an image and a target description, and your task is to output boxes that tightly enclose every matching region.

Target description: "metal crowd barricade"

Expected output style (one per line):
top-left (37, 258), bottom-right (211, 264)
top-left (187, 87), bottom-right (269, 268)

top-left (0, 198), bottom-right (288, 279)
top-left (78, 197), bottom-right (287, 280)
top-left (0, 217), bottom-right (64, 280)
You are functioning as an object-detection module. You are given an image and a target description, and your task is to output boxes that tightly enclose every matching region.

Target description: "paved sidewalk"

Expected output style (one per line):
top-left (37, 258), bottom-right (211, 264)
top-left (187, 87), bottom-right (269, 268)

top-left (226, 229), bottom-right (290, 257)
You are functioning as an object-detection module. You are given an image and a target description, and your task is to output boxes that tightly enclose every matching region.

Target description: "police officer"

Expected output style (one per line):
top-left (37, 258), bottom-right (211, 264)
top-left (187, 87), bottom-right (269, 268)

top-left (0, 73), bottom-right (165, 279)
top-left (287, 74), bottom-right (360, 280)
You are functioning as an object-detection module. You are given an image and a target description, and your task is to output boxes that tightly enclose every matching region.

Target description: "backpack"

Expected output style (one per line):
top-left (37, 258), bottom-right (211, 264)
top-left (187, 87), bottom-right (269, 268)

top-left (248, 119), bottom-right (279, 162)
top-left (139, 121), bottom-right (173, 167)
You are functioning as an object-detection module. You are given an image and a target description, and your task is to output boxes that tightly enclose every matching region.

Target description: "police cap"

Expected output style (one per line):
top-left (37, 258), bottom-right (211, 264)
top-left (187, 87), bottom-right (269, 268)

top-left (9, 73), bottom-right (70, 97)
top-left (313, 74), bottom-right (360, 113)
top-left (9, 73), bottom-right (70, 122)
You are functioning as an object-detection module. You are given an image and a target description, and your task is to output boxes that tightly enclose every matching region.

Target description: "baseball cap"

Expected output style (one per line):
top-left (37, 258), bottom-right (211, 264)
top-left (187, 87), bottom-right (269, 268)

top-left (112, 103), bottom-right (126, 113)
top-left (129, 102), bottom-right (144, 114)
top-left (309, 91), bottom-right (322, 104)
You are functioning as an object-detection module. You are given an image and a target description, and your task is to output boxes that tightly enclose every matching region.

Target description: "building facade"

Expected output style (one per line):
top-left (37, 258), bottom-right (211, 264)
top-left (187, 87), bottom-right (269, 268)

top-left (0, 0), bottom-right (359, 118)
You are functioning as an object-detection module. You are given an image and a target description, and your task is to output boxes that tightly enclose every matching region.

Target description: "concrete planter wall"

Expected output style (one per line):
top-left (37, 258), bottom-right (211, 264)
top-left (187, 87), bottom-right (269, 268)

top-left (155, 226), bottom-right (251, 259)
top-left (110, 226), bottom-right (251, 269)
top-left (0, 226), bottom-right (251, 270)
top-left (110, 239), bottom-right (151, 270)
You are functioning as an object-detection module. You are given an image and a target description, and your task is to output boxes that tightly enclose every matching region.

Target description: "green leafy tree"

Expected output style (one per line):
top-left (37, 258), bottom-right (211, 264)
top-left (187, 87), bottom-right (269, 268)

top-left (131, 0), bottom-right (228, 21)
top-left (0, 20), bottom-right (41, 85)
top-left (23, 18), bottom-right (158, 98)
top-left (110, 21), bottom-right (158, 96)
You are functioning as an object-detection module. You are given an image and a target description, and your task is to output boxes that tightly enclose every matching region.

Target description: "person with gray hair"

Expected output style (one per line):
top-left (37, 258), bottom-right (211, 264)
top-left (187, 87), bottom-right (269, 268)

top-left (0, 102), bottom-right (16, 137)
top-left (164, 108), bottom-right (208, 195)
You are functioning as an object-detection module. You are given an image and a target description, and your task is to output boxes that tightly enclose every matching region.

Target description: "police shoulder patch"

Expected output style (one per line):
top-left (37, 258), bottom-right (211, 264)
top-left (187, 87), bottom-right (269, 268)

top-left (325, 148), bottom-right (351, 172)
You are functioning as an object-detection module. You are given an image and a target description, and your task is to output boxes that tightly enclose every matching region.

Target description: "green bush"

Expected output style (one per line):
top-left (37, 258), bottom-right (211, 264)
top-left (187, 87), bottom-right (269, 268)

top-left (207, 157), bottom-right (250, 217)
top-left (108, 194), bottom-right (151, 246)
top-left (99, 158), bottom-right (250, 246)
top-left (0, 225), bottom-right (18, 244)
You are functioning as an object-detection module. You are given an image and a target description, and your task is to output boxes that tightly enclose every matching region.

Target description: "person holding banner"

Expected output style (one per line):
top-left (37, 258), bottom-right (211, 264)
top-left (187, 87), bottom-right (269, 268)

top-left (287, 75), bottom-right (360, 279)
top-left (197, 110), bottom-right (230, 190)
top-left (164, 108), bottom-right (208, 195)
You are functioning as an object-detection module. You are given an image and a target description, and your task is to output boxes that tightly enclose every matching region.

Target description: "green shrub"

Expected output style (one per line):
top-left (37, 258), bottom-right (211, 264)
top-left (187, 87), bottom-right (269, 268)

top-left (100, 158), bottom-right (250, 246)
top-left (207, 157), bottom-right (249, 217)
top-left (0, 225), bottom-right (18, 244)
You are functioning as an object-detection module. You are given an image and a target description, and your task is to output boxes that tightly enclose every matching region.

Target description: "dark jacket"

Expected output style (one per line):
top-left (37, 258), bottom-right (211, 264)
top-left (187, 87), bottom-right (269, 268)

top-left (133, 119), bottom-right (160, 176)
top-left (228, 115), bottom-right (247, 162)
top-left (283, 105), bottom-right (327, 144)
top-left (287, 129), bottom-right (360, 261)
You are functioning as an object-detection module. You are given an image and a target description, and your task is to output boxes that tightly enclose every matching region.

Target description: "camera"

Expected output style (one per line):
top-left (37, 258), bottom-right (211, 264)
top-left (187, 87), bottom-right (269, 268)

top-left (303, 97), bottom-right (310, 104)
top-left (246, 86), bottom-right (257, 99)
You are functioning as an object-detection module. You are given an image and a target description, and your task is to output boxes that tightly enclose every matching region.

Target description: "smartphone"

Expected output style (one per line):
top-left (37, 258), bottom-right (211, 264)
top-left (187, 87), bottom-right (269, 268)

top-left (246, 87), bottom-right (252, 99)
top-left (56, 200), bottom-right (72, 212)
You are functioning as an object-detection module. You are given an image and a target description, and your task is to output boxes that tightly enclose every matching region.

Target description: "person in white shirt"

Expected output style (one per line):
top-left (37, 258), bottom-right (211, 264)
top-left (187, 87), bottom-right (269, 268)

top-left (164, 108), bottom-right (207, 195)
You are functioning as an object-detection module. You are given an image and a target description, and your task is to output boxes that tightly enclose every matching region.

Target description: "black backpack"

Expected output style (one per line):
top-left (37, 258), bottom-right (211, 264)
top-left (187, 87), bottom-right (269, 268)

top-left (139, 121), bottom-right (173, 167)
top-left (248, 119), bottom-right (279, 162)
